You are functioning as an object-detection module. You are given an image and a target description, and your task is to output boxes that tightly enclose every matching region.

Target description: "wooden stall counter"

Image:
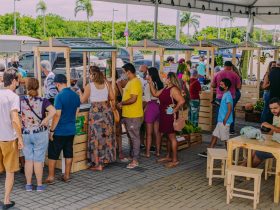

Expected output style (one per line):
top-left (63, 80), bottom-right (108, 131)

top-left (199, 90), bottom-right (215, 132)
top-left (45, 104), bottom-right (90, 173)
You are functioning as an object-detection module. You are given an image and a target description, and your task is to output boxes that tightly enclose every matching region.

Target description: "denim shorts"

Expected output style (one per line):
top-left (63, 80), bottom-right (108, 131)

top-left (255, 151), bottom-right (274, 161)
top-left (22, 131), bottom-right (49, 162)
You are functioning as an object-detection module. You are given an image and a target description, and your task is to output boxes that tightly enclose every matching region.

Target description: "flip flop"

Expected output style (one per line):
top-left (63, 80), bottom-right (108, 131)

top-left (2, 201), bottom-right (15, 210)
top-left (44, 179), bottom-right (55, 185)
top-left (165, 161), bottom-right (179, 168)
top-left (126, 162), bottom-right (139, 169)
top-left (89, 166), bottom-right (103, 171)
top-left (157, 157), bottom-right (172, 163)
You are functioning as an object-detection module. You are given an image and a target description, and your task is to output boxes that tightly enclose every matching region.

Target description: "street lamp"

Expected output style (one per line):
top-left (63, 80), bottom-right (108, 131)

top-left (112, 9), bottom-right (118, 46)
top-left (13, 0), bottom-right (20, 35)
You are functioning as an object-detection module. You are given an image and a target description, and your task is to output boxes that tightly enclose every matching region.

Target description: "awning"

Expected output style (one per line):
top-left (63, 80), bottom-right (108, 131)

top-left (98, 0), bottom-right (280, 25)
top-left (39, 38), bottom-right (117, 52)
top-left (189, 39), bottom-right (237, 49)
top-left (0, 35), bottom-right (41, 53)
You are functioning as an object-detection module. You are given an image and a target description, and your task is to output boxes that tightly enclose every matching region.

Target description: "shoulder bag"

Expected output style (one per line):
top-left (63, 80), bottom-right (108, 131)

top-left (105, 81), bottom-right (120, 123)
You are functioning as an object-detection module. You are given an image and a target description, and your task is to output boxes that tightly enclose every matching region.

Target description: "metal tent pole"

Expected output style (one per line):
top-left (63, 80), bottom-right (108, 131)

top-left (246, 12), bottom-right (254, 42)
top-left (125, 3), bottom-right (129, 48)
top-left (175, 10), bottom-right (180, 62)
top-left (152, 0), bottom-right (159, 67)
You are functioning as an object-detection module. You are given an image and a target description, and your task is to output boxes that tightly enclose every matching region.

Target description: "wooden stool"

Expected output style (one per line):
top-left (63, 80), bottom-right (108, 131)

top-left (234, 148), bottom-right (247, 165)
top-left (207, 148), bottom-right (228, 186)
top-left (264, 158), bottom-right (275, 180)
top-left (226, 165), bottom-right (263, 209)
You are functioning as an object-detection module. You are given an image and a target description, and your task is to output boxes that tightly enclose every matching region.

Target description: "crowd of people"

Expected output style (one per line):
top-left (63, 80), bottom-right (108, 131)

top-left (1, 55), bottom-right (280, 209)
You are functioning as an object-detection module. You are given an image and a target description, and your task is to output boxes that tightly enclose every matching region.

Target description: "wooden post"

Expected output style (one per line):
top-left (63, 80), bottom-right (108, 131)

top-left (206, 50), bottom-right (210, 78)
top-left (159, 49), bottom-right (164, 73)
top-left (250, 50), bottom-right (253, 78)
top-left (129, 47), bottom-right (133, 63)
top-left (185, 50), bottom-right (191, 61)
top-left (65, 49), bottom-right (71, 87)
top-left (36, 49), bottom-right (42, 97)
top-left (274, 49), bottom-right (279, 61)
top-left (111, 51), bottom-right (117, 95)
top-left (211, 48), bottom-right (215, 80)
top-left (232, 48), bottom-right (237, 66)
top-left (257, 49), bottom-right (261, 98)
top-left (83, 51), bottom-right (87, 88)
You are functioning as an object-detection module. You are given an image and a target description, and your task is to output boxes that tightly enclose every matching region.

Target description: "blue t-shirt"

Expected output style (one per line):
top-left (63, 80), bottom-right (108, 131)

top-left (54, 88), bottom-right (81, 136)
top-left (218, 91), bottom-right (233, 125)
top-left (197, 61), bottom-right (206, 76)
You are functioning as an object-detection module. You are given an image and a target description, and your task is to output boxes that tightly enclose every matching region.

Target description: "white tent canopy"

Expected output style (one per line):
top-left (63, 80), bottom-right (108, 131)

top-left (0, 35), bottom-right (41, 53)
top-left (100, 0), bottom-right (280, 25)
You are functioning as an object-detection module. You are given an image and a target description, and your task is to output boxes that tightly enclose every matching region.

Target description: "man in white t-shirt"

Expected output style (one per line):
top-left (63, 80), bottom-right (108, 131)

top-left (0, 68), bottom-right (24, 210)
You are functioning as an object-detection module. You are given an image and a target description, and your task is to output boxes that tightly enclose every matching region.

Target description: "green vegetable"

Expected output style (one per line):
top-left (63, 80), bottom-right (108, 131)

top-left (254, 99), bottom-right (264, 112)
top-left (178, 121), bottom-right (201, 135)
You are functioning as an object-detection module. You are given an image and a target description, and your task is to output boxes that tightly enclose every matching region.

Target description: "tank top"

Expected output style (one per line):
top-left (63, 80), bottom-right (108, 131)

top-left (89, 82), bottom-right (108, 102)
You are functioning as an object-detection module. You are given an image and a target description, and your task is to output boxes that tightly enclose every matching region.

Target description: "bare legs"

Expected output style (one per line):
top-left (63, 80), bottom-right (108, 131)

top-left (167, 133), bottom-right (178, 163)
top-left (145, 121), bottom-right (161, 157)
top-left (46, 158), bottom-right (73, 181)
top-left (4, 172), bottom-right (14, 204)
top-left (25, 160), bottom-right (44, 186)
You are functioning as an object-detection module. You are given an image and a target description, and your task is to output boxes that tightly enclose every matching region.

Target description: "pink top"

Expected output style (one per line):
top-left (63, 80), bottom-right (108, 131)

top-left (213, 69), bottom-right (241, 99)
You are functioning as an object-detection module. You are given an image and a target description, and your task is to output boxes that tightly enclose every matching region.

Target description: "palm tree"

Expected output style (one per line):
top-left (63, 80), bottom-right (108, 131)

top-left (36, 0), bottom-right (47, 37)
top-left (180, 12), bottom-right (200, 35)
top-left (74, 0), bottom-right (93, 37)
top-left (222, 16), bottom-right (235, 41)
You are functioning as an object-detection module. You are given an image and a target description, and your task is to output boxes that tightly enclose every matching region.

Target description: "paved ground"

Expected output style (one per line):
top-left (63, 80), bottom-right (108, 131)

top-left (0, 119), bottom-right (278, 210)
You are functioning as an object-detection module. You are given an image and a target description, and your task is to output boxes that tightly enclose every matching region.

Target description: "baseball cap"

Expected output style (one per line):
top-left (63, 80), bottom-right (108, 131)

top-left (54, 74), bottom-right (67, 84)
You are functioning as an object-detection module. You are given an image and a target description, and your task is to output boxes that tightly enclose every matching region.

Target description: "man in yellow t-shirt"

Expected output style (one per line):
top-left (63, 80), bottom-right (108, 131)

top-left (118, 63), bottom-right (143, 169)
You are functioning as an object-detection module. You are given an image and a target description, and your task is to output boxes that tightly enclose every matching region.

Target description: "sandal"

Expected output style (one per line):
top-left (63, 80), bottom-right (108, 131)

top-left (2, 201), bottom-right (15, 210)
top-left (157, 157), bottom-right (172, 163)
top-left (165, 161), bottom-right (179, 168)
top-left (60, 176), bottom-right (71, 183)
top-left (120, 157), bottom-right (131, 163)
top-left (126, 162), bottom-right (139, 169)
top-left (44, 179), bottom-right (55, 185)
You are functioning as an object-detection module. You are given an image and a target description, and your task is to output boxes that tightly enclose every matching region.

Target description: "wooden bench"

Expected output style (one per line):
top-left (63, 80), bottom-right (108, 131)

top-left (226, 165), bottom-right (263, 209)
top-left (265, 158), bottom-right (276, 180)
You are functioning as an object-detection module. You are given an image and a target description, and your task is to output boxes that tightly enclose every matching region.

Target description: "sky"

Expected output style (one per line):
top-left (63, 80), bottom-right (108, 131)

top-left (0, 0), bottom-right (276, 34)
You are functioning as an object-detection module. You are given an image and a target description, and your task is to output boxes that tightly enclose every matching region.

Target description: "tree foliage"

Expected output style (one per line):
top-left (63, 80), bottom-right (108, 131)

top-left (0, 13), bottom-right (275, 47)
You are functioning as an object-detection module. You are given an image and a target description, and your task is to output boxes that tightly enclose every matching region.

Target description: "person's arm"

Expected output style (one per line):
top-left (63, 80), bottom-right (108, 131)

top-left (211, 75), bottom-right (217, 88)
top-left (236, 75), bottom-right (241, 90)
top-left (121, 94), bottom-right (138, 106)
top-left (40, 105), bottom-right (56, 127)
top-left (79, 84), bottom-right (90, 104)
top-left (223, 102), bottom-right (232, 125)
top-left (147, 77), bottom-right (164, 97)
top-left (262, 74), bottom-right (270, 90)
top-left (47, 76), bottom-right (58, 99)
top-left (11, 110), bottom-right (24, 149)
top-left (261, 122), bottom-right (280, 133)
top-left (171, 87), bottom-right (185, 113)
top-left (107, 82), bottom-right (116, 109)
top-left (49, 110), bottom-right (61, 141)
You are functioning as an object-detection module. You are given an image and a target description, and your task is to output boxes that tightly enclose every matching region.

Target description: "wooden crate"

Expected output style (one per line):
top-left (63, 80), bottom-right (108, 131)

top-left (45, 134), bottom-right (88, 173)
top-left (161, 135), bottom-right (190, 151)
top-left (198, 91), bottom-right (214, 132)
top-left (189, 133), bottom-right (202, 146)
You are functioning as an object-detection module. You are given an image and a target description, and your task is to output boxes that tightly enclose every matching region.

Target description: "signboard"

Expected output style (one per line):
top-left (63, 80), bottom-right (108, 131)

top-left (163, 63), bottom-right (178, 74)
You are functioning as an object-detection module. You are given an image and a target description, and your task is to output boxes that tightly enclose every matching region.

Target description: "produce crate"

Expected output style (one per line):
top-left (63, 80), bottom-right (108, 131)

top-left (161, 133), bottom-right (202, 151)
top-left (245, 112), bottom-right (261, 123)
top-left (45, 134), bottom-right (88, 173)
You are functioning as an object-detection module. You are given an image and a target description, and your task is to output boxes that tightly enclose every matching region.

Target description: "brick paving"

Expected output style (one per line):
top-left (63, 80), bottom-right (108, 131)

top-left (0, 119), bottom-right (279, 210)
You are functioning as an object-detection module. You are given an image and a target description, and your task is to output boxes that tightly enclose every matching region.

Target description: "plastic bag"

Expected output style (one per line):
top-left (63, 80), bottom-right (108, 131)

top-left (240, 126), bottom-right (263, 140)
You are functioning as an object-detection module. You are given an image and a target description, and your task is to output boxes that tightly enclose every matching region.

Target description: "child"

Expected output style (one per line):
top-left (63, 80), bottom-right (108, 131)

top-left (189, 69), bottom-right (201, 127)
top-left (198, 78), bottom-right (233, 157)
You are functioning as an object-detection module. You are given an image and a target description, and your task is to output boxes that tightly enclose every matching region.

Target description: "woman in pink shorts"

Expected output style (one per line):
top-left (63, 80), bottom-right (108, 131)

top-left (144, 67), bottom-right (164, 157)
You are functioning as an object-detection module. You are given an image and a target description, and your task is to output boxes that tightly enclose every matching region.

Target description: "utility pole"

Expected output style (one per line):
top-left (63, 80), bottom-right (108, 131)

top-left (13, 0), bottom-right (20, 35)
top-left (152, 0), bottom-right (159, 66)
top-left (175, 10), bottom-right (180, 62)
top-left (112, 9), bottom-right (118, 46)
top-left (125, 3), bottom-right (129, 48)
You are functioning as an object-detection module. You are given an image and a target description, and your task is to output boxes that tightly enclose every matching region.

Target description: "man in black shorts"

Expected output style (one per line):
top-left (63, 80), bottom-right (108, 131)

top-left (45, 74), bottom-right (80, 184)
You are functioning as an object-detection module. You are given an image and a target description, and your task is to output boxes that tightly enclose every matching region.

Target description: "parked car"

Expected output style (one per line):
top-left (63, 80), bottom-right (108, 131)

top-left (96, 48), bottom-right (144, 63)
top-left (133, 59), bottom-right (160, 71)
top-left (18, 52), bottom-right (86, 77)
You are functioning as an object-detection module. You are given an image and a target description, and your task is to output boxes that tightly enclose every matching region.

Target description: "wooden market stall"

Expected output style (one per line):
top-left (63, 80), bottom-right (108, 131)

top-left (189, 39), bottom-right (238, 131)
top-left (34, 38), bottom-right (117, 172)
top-left (127, 39), bottom-right (193, 72)
top-left (236, 41), bottom-right (280, 119)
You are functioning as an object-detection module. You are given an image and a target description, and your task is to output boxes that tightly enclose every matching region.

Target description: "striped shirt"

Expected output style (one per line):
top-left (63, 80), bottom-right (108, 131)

top-left (44, 72), bottom-right (58, 100)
